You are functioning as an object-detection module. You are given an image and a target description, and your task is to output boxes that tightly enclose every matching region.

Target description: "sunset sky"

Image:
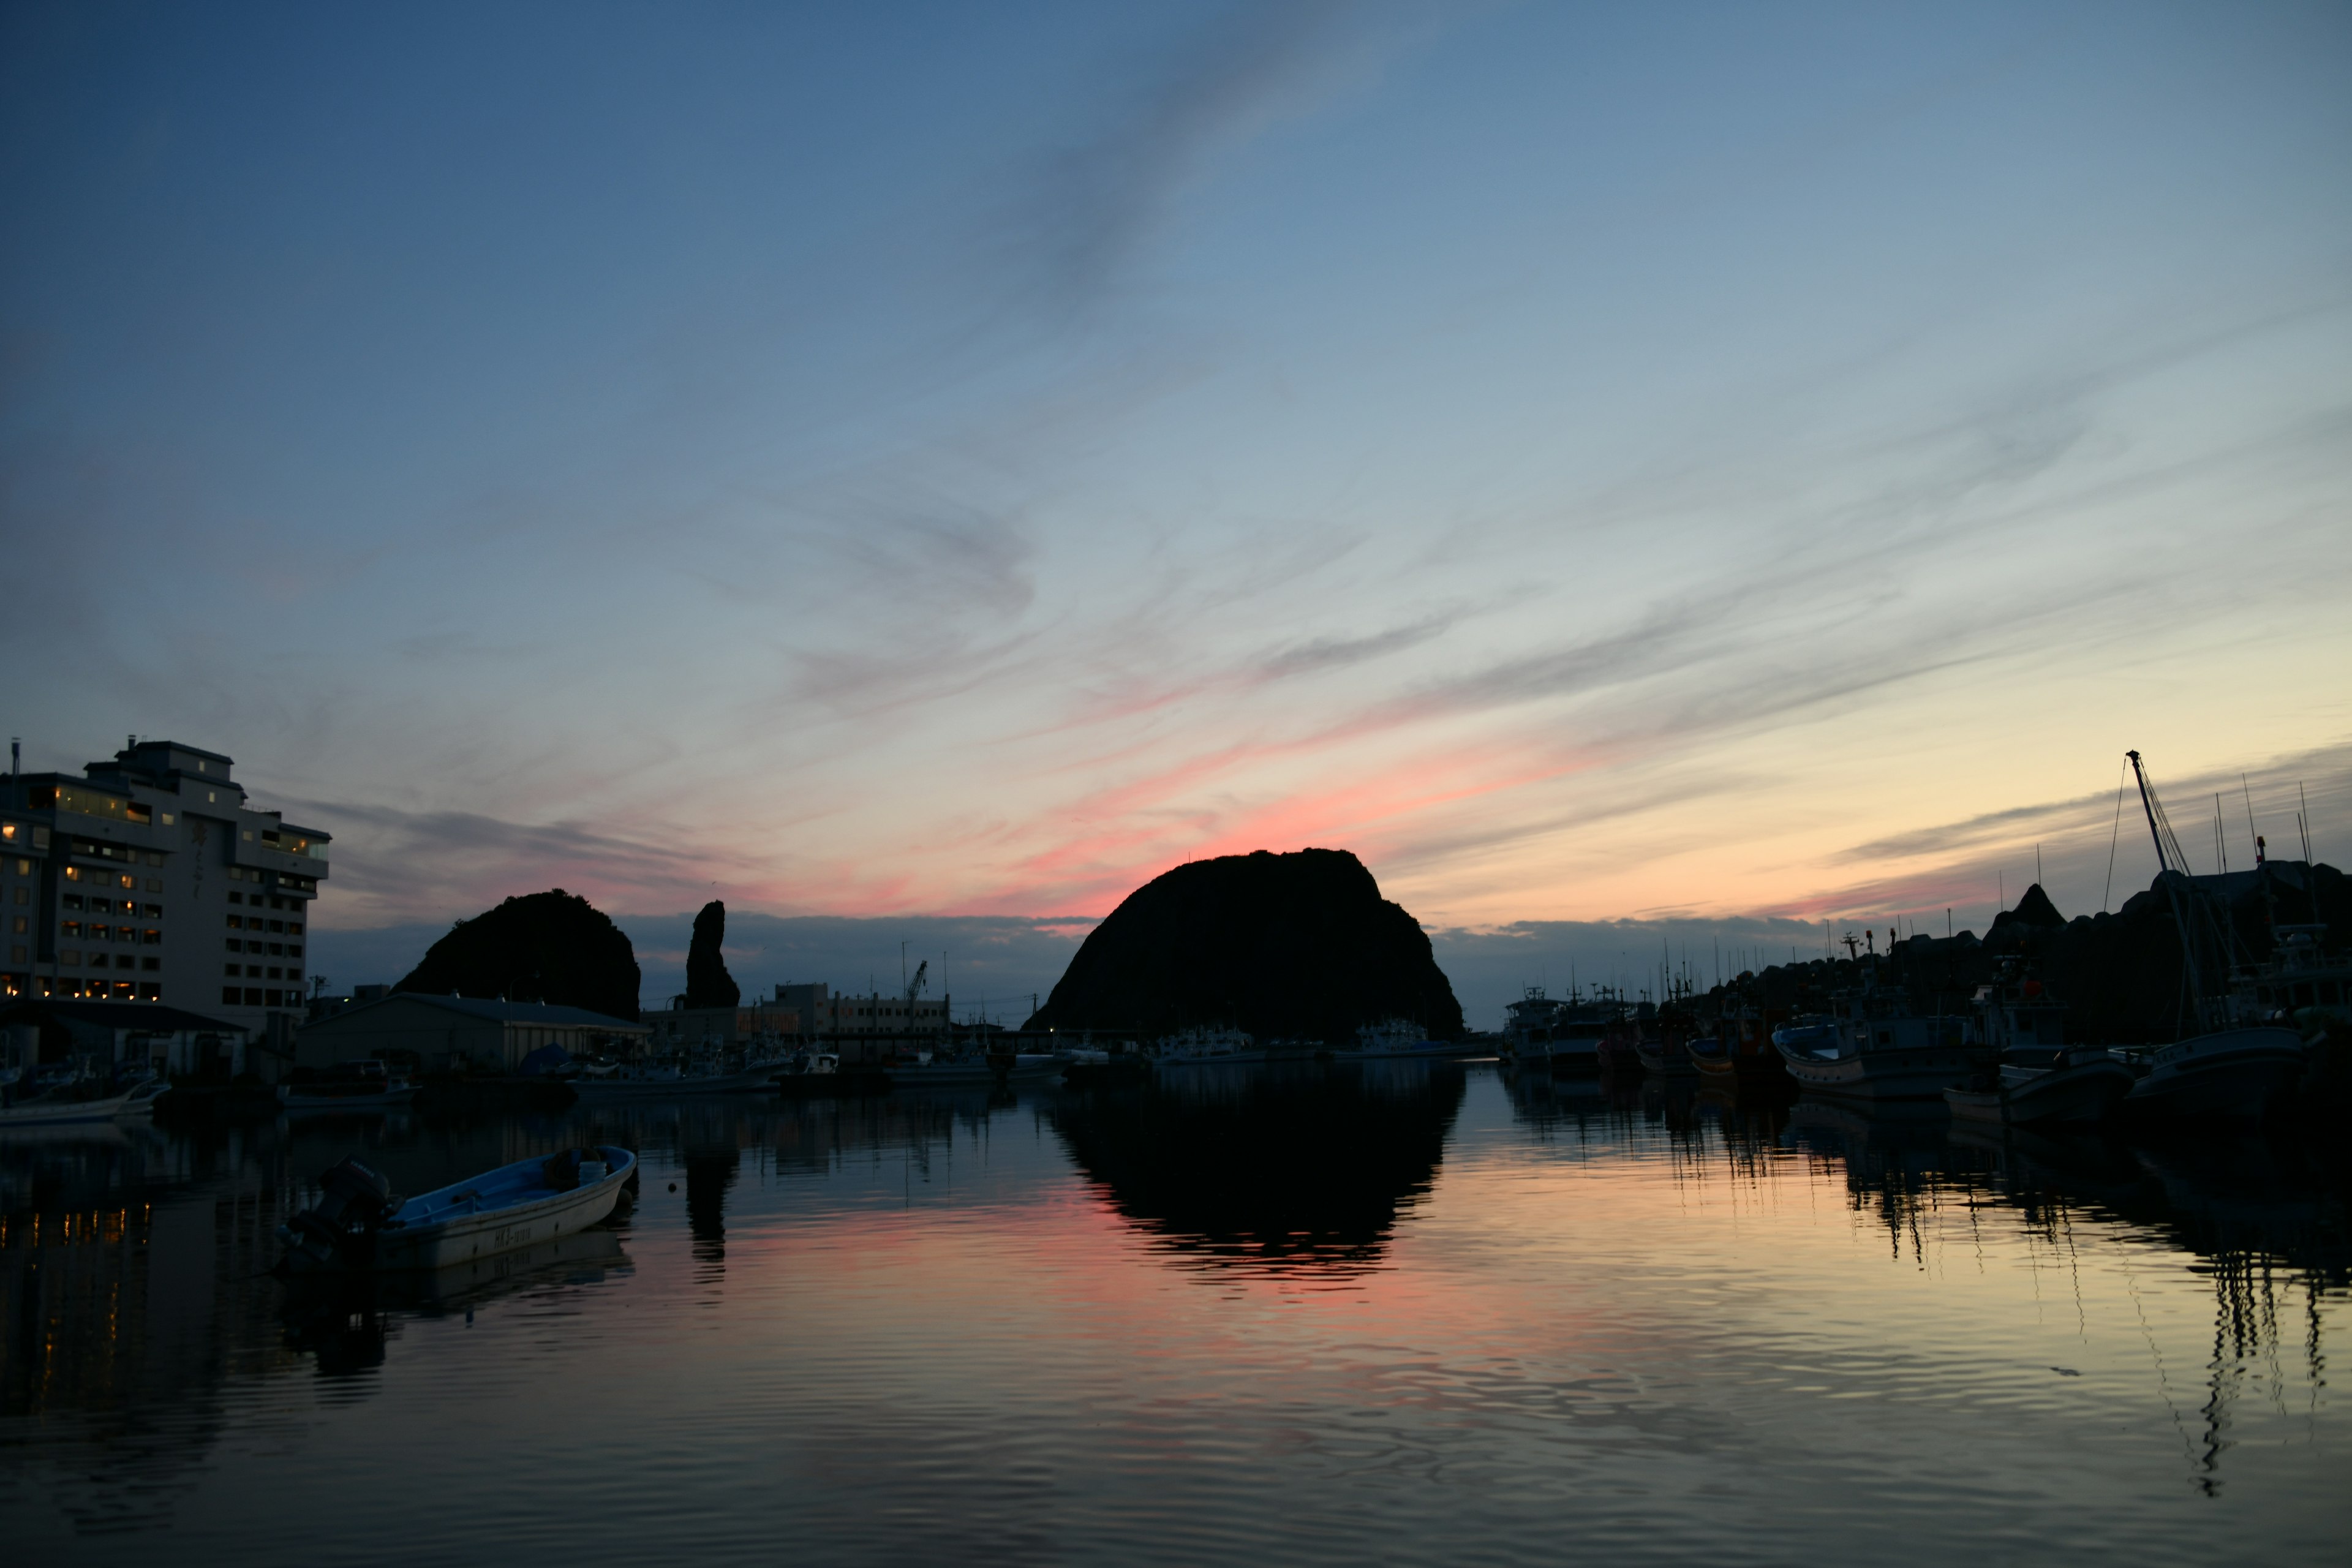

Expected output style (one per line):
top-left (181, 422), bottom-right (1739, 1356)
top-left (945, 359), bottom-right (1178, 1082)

top-left (6, 2), bottom-right (2348, 1000)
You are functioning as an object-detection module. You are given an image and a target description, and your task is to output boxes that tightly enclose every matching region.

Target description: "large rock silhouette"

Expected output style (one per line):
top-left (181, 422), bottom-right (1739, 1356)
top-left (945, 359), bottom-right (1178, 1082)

top-left (396, 889), bottom-right (641, 1020)
top-left (684, 900), bottom-right (741, 1009)
top-left (1025, 848), bottom-right (1464, 1044)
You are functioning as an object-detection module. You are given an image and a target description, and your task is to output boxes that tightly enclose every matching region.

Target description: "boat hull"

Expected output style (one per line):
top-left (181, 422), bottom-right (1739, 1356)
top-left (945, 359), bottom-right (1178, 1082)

top-left (2121, 1027), bottom-right (2305, 1121)
top-left (1634, 1041), bottom-right (1697, 1077)
top-left (1776, 1042), bottom-right (1988, 1100)
top-left (289, 1147), bottom-right (638, 1274)
top-left (0, 1091), bottom-right (143, 1126)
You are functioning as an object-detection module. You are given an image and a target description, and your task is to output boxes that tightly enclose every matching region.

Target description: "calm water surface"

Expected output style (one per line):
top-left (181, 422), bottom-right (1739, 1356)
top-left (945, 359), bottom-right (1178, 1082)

top-left (3, 1063), bottom-right (2346, 1564)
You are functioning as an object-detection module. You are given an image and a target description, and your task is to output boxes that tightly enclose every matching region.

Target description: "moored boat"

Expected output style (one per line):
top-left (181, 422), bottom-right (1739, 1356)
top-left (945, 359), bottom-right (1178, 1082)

top-left (1354, 1018), bottom-right (1469, 1059)
top-left (1773, 985), bottom-right (1983, 1101)
top-left (1155, 1027), bottom-right (1265, 1066)
top-left (279, 1058), bottom-right (419, 1111)
top-left (1943, 1047), bottom-right (2135, 1125)
top-left (1692, 1008), bottom-right (1788, 1084)
top-left (277, 1145), bottom-right (638, 1273)
top-left (2102, 752), bottom-right (2313, 1122)
top-left (0, 1088), bottom-right (148, 1127)
top-left (2116, 1026), bottom-right (2307, 1120)
top-left (0, 1061), bottom-right (165, 1126)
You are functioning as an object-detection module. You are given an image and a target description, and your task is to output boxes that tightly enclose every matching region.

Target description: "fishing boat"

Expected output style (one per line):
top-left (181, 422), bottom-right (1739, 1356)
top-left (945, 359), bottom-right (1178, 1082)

top-left (1691, 1007), bottom-right (1787, 1084)
top-left (1943, 1047), bottom-right (2136, 1125)
top-left (1354, 1018), bottom-right (1466, 1059)
top-left (1634, 1009), bottom-right (1701, 1076)
top-left (2106, 752), bottom-right (2313, 1121)
top-left (1597, 1008), bottom-right (1646, 1074)
top-left (2115, 1027), bottom-right (2307, 1120)
top-left (1771, 982), bottom-right (1984, 1100)
top-left (278, 1058), bottom-right (420, 1111)
top-left (1155, 1027), bottom-right (1264, 1066)
top-left (277, 1145), bottom-right (637, 1273)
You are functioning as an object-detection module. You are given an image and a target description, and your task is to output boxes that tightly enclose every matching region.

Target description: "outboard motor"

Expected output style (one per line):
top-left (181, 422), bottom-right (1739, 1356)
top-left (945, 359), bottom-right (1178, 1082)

top-left (277, 1157), bottom-right (402, 1272)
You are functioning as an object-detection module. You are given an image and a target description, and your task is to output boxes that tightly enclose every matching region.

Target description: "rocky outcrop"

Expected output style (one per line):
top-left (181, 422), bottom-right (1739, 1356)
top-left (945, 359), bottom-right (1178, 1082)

top-left (684, 900), bottom-right (741, 1009)
top-left (396, 889), bottom-right (641, 1021)
top-left (1024, 848), bottom-right (1464, 1045)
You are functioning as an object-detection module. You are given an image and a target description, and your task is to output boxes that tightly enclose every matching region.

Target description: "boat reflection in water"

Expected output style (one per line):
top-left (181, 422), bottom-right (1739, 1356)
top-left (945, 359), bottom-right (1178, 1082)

top-left (1767, 1094), bottom-right (2347, 1496)
top-left (1049, 1060), bottom-right (1467, 1276)
top-left (278, 1227), bottom-right (634, 1378)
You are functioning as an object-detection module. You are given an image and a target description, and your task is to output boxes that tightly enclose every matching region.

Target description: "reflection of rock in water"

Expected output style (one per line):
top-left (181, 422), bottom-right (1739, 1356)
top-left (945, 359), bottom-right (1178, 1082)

top-left (1048, 1065), bottom-right (1465, 1276)
top-left (684, 1146), bottom-right (740, 1273)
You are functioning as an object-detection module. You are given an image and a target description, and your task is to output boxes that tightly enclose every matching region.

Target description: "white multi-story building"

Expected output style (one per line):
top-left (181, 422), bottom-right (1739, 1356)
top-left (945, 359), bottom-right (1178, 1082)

top-left (772, 981), bottom-right (949, 1037)
top-left (2, 739), bottom-right (331, 1039)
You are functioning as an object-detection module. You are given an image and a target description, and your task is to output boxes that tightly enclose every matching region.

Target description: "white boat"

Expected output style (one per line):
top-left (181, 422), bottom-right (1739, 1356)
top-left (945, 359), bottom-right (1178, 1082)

top-left (0, 1088), bottom-right (148, 1127)
top-left (116, 1075), bottom-right (173, 1117)
top-left (279, 1146), bottom-right (638, 1273)
top-left (0, 1062), bottom-right (168, 1125)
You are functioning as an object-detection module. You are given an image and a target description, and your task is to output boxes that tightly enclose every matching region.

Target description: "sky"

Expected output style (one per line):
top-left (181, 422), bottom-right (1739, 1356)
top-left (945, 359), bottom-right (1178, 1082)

top-left (4, 3), bottom-right (2349, 1020)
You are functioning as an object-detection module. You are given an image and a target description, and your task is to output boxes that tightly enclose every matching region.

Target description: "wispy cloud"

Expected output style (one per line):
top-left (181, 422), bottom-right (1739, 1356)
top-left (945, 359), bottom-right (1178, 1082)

top-left (999, 1), bottom-right (1366, 315)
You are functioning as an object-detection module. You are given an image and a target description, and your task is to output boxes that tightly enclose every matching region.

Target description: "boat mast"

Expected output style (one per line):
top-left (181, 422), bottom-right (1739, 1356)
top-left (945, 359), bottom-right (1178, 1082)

top-left (2127, 749), bottom-right (2207, 1025)
top-left (2125, 750), bottom-right (2188, 875)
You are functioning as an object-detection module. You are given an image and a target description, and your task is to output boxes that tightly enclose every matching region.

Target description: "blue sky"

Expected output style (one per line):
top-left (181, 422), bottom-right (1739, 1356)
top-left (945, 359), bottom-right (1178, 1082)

top-left (6, 3), bottom-right (2348, 1017)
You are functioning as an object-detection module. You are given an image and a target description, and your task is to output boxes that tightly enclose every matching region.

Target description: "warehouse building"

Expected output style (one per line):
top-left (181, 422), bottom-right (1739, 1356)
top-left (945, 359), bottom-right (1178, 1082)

top-left (296, 992), bottom-right (649, 1074)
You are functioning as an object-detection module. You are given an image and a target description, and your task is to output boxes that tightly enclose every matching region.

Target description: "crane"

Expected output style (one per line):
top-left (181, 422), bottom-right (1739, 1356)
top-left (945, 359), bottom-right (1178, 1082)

top-left (905, 959), bottom-right (928, 1005)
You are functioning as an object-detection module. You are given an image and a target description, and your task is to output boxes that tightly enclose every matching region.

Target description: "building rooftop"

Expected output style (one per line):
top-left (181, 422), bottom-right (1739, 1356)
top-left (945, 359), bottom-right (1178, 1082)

top-left (0, 1000), bottom-right (246, 1033)
top-left (315, 992), bottom-right (646, 1031)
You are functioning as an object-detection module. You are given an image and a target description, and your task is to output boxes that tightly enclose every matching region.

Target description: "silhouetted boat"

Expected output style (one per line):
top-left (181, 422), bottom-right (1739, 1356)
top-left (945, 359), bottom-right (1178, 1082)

top-left (1944, 1048), bottom-right (2135, 1125)
top-left (2108, 752), bottom-right (2314, 1121)
top-left (1772, 982), bottom-right (1982, 1100)
top-left (2115, 1028), bottom-right (2307, 1120)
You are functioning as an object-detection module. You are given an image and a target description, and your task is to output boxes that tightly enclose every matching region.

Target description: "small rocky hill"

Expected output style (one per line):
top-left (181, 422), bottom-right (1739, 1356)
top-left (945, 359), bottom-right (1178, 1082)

top-left (1025, 848), bottom-right (1464, 1046)
top-left (396, 889), bottom-right (642, 1021)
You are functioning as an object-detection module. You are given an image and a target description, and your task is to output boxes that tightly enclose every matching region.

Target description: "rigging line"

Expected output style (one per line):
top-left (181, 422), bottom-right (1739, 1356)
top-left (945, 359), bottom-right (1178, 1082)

top-left (2105, 761), bottom-right (2130, 914)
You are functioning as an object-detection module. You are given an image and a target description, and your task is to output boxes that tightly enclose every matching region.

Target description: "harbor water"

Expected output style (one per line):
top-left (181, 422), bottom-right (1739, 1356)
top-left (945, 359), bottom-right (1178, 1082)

top-left (3, 1063), bottom-right (2345, 1564)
